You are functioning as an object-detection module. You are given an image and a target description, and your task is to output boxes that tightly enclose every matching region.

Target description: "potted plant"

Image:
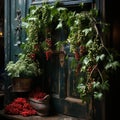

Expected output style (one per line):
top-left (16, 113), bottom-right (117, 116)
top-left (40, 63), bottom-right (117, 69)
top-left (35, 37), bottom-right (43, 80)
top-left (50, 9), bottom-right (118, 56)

top-left (5, 52), bottom-right (41, 92)
top-left (5, 6), bottom-right (43, 92)
top-left (5, 53), bottom-right (41, 78)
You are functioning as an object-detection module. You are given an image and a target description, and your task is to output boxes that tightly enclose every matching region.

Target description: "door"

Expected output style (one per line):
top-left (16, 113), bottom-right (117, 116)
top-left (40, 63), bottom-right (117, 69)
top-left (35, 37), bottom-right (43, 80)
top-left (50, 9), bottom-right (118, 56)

top-left (42, 1), bottom-right (105, 119)
top-left (4, 0), bottom-right (33, 64)
top-left (47, 29), bottom-right (87, 118)
top-left (34, 1), bottom-right (94, 118)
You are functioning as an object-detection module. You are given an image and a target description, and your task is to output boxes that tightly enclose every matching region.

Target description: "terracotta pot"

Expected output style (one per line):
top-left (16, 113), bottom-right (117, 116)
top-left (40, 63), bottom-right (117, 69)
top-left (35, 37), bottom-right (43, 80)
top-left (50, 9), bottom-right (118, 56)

top-left (29, 94), bottom-right (50, 116)
top-left (12, 77), bottom-right (32, 92)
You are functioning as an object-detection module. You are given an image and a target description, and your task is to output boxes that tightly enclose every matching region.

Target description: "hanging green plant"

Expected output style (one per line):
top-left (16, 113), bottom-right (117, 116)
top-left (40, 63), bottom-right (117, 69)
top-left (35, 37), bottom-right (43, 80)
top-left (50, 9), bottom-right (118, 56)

top-left (2, 1), bottom-right (117, 110)
top-left (4, 1), bottom-right (120, 118)
top-left (66, 9), bottom-right (120, 102)
top-left (21, 2), bottom-right (120, 102)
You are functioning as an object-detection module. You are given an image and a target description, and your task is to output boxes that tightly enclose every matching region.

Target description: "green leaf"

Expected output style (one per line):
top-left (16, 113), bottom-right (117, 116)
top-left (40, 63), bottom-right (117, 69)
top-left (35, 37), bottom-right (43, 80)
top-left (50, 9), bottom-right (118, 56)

top-left (86, 40), bottom-right (93, 47)
top-left (83, 57), bottom-right (89, 65)
top-left (28, 17), bottom-right (37, 21)
top-left (77, 83), bottom-right (86, 94)
top-left (105, 61), bottom-right (120, 70)
top-left (94, 92), bottom-right (103, 100)
top-left (93, 81), bottom-right (100, 89)
top-left (82, 28), bottom-right (92, 36)
top-left (21, 22), bottom-right (28, 28)
top-left (89, 9), bottom-right (98, 18)
top-left (56, 21), bottom-right (62, 29)
top-left (101, 80), bottom-right (109, 90)
top-left (57, 7), bottom-right (67, 12)
top-left (96, 54), bottom-right (105, 62)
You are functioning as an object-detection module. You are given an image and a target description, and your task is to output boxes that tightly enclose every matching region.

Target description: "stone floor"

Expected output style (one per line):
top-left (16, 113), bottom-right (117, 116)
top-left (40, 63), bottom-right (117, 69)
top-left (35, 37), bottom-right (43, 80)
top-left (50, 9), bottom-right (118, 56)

top-left (0, 110), bottom-right (86, 120)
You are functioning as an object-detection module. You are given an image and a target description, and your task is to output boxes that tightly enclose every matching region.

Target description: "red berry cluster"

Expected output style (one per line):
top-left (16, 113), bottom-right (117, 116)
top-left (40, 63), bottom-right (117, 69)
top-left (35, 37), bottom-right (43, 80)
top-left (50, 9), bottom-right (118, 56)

top-left (4, 97), bottom-right (37, 116)
top-left (79, 45), bottom-right (86, 56)
top-left (45, 49), bottom-right (53, 61)
top-left (45, 38), bottom-right (52, 48)
top-left (27, 44), bottom-right (41, 61)
top-left (29, 88), bottom-right (47, 100)
top-left (74, 45), bottom-right (86, 61)
top-left (28, 53), bottom-right (36, 60)
top-left (74, 51), bottom-right (80, 61)
top-left (44, 29), bottom-right (53, 61)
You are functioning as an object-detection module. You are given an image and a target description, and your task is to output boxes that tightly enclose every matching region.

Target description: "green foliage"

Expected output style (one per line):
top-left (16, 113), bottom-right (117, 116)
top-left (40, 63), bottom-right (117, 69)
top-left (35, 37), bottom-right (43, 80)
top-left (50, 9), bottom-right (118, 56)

top-left (65, 8), bottom-right (120, 102)
top-left (5, 53), bottom-right (41, 79)
top-left (6, 2), bottom-right (120, 103)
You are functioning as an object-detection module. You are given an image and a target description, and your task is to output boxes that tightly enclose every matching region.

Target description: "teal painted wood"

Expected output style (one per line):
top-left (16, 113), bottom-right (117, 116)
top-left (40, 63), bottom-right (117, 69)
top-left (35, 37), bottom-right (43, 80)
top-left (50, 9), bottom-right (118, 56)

top-left (4, 0), bottom-right (32, 65)
top-left (4, 0), bottom-right (32, 105)
top-left (48, 54), bottom-right (87, 117)
top-left (10, 0), bottom-right (17, 61)
top-left (4, 0), bottom-right (11, 65)
top-left (46, 28), bottom-right (88, 117)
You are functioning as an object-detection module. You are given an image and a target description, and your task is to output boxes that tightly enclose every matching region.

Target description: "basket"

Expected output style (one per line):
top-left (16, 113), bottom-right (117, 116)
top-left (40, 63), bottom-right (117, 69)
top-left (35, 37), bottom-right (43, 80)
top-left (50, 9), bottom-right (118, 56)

top-left (29, 94), bottom-right (50, 116)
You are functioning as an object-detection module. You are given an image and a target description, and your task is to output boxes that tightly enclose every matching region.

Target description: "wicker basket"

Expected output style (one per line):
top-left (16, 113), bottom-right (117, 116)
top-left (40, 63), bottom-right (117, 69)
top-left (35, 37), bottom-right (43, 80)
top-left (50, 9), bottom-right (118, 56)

top-left (29, 94), bottom-right (50, 116)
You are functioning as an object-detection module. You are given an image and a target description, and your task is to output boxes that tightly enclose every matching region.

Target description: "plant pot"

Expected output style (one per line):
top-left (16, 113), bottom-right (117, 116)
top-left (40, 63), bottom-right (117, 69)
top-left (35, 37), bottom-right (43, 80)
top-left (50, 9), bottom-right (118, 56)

top-left (29, 94), bottom-right (50, 116)
top-left (11, 77), bottom-right (32, 92)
